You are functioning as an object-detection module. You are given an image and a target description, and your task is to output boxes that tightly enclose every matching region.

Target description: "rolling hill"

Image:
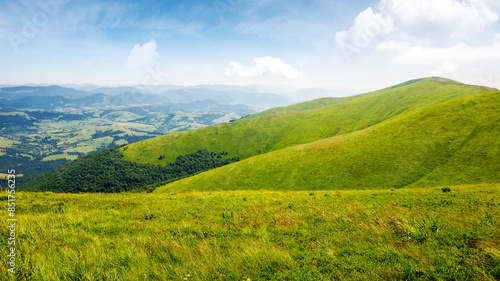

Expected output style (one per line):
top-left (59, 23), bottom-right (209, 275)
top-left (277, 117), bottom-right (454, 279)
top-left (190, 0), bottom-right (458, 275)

top-left (155, 91), bottom-right (500, 193)
top-left (121, 77), bottom-right (496, 165)
top-left (22, 77), bottom-right (499, 193)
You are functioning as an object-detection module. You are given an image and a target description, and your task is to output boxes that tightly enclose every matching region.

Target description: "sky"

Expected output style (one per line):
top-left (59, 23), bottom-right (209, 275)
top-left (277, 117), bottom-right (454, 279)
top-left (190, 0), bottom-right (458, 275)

top-left (0, 0), bottom-right (500, 91)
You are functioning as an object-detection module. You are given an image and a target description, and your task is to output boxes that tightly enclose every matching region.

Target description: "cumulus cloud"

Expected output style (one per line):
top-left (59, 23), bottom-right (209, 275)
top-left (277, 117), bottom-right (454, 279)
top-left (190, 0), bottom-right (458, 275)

top-left (494, 33), bottom-right (500, 43)
top-left (377, 0), bottom-right (499, 37)
top-left (431, 62), bottom-right (459, 76)
top-left (124, 39), bottom-right (159, 69)
top-left (335, 7), bottom-right (394, 43)
top-left (378, 41), bottom-right (500, 63)
top-left (224, 57), bottom-right (303, 79)
top-left (335, 0), bottom-right (499, 59)
top-left (334, 7), bottom-right (394, 61)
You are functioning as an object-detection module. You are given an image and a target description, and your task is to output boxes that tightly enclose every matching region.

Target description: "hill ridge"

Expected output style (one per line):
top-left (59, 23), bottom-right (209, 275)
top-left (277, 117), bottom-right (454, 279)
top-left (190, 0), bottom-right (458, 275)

top-left (122, 78), bottom-right (496, 165)
top-left (154, 91), bottom-right (500, 193)
top-left (22, 78), bottom-right (499, 193)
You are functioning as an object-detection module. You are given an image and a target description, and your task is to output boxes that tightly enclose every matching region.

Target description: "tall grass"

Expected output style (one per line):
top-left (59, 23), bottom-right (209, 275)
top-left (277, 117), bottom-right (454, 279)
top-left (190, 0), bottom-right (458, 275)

top-left (1, 183), bottom-right (499, 280)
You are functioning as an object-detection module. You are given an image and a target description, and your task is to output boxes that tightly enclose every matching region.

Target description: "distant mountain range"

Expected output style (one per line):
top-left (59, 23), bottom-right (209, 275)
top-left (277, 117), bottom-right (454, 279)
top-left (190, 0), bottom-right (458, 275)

top-left (0, 84), bottom-right (359, 111)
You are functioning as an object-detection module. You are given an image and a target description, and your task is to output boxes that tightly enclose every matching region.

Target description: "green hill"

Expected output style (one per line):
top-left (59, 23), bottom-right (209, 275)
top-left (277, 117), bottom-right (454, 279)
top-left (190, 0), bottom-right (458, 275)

top-left (122, 78), bottom-right (496, 166)
top-left (155, 91), bottom-right (500, 193)
top-left (21, 148), bottom-right (239, 193)
top-left (22, 77), bottom-right (498, 193)
top-left (248, 96), bottom-right (355, 118)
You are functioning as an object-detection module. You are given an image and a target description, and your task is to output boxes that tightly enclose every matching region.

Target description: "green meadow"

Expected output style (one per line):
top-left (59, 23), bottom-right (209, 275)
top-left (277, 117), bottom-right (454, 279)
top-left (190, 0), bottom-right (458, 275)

top-left (1, 183), bottom-right (499, 280)
top-left (9, 78), bottom-right (500, 280)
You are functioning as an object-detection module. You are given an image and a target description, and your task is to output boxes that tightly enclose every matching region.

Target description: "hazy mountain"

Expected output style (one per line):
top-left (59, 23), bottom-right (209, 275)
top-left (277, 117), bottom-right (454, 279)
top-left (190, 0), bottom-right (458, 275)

top-left (75, 93), bottom-right (114, 108)
top-left (0, 85), bottom-right (91, 99)
top-left (110, 92), bottom-right (171, 106)
top-left (0, 84), bottom-right (359, 111)
top-left (290, 88), bottom-right (361, 102)
top-left (1, 95), bottom-right (75, 110)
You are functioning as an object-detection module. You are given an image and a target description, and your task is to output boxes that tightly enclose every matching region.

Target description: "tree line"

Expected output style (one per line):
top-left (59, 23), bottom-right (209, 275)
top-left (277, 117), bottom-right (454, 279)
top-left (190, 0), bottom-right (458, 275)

top-left (21, 146), bottom-right (239, 193)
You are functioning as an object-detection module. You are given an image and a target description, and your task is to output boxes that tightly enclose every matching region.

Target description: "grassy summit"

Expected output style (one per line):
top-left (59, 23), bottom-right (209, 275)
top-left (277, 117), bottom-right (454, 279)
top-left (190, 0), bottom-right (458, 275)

top-left (121, 78), bottom-right (496, 166)
top-left (155, 91), bottom-right (500, 193)
top-left (22, 77), bottom-right (498, 193)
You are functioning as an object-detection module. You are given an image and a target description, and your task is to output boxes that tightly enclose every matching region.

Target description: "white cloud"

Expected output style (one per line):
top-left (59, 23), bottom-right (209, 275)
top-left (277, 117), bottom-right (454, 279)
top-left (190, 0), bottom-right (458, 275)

top-left (224, 57), bottom-right (303, 79)
top-left (334, 7), bottom-right (394, 61)
top-left (124, 39), bottom-right (159, 69)
top-left (378, 41), bottom-right (500, 64)
top-left (494, 33), bottom-right (500, 44)
top-left (431, 62), bottom-right (459, 76)
top-left (336, 0), bottom-right (499, 57)
top-left (377, 0), bottom-right (498, 37)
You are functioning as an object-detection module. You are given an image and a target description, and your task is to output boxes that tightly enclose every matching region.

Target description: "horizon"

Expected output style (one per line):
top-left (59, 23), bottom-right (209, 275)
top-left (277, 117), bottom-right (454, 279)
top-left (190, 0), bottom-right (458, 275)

top-left (1, 0), bottom-right (500, 90)
top-left (1, 76), bottom-right (499, 102)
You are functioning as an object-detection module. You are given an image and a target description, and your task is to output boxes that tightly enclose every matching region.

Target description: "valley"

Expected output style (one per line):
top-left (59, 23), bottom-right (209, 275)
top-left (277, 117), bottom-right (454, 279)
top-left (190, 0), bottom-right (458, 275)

top-left (0, 85), bottom-right (270, 185)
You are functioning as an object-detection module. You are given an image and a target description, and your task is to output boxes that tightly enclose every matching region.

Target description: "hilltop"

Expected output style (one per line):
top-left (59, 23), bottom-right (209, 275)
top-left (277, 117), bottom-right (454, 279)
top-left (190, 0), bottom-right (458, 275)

top-left (156, 91), bottom-right (500, 193)
top-left (122, 77), bottom-right (495, 165)
top-left (22, 77), bottom-right (499, 193)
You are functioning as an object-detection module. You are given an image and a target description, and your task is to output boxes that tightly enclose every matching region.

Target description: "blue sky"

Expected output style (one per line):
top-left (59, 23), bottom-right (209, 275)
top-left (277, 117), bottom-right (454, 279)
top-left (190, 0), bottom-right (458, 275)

top-left (1, 0), bottom-right (500, 90)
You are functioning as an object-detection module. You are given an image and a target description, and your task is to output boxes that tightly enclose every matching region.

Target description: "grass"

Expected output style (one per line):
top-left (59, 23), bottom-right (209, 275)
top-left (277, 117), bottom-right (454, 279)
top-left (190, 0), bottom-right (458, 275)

top-left (41, 153), bottom-right (79, 162)
top-left (248, 96), bottom-right (356, 119)
top-left (1, 183), bottom-right (498, 280)
top-left (0, 173), bottom-right (23, 180)
top-left (0, 137), bottom-right (19, 148)
top-left (155, 91), bottom-right (500, 193)
top-left (121, 79), bottom-right (497, 166)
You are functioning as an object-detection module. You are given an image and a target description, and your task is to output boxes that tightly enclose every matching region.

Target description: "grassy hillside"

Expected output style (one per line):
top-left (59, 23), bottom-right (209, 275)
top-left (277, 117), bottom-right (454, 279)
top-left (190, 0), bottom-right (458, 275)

top-left (156, 91), bottom-right (500, 193)
top-left (122, 78), bottom-right (496, 167)
top-left (248, 96), bottom-right (355, 118)
top-left (21, 147), bottom-right (239, 193)
top-left (3, 184), bottom-right (498, 280)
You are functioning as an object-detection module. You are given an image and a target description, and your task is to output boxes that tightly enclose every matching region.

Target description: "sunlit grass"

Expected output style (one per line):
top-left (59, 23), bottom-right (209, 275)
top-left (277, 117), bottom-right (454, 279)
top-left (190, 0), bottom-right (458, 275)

top-left (122, 80), bottom-right (496, 166)
top-left (1, 183), bottom-right (498, 280)
top-left (156, 91), bottom-right (500, 193)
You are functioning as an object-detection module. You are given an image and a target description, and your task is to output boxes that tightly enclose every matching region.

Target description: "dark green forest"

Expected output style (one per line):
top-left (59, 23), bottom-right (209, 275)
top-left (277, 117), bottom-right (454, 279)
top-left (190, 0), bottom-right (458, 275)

top-left (21, 146), bottom-right (239, 193)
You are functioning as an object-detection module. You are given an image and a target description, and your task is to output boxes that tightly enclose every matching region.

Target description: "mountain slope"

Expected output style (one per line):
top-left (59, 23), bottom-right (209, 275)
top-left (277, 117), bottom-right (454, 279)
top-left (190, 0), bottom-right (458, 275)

top-left (3, 95), bottom-right (75, 110)
top-left (0, 85), bottom-right (91, 99)
top-left (21, 147), bottom-right (239, 193)
top-left (155, 91), bottom-right (500, 193)
top-left (21, 78), bottom-right (498, 193)
top-left (248, 96), bottom-right (356, 119)
top-left (122, 78), bottom-right (496, 166)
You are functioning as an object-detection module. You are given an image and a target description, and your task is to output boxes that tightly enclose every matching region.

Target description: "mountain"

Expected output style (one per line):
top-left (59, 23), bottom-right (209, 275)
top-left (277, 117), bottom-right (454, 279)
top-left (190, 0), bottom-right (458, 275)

top-left (75, 93), bottom-right (114, 108)
top-left (110, 92), bottom-right (170, 106)
top-left (0, 84), bottom-right (354, 112)
top-left (76, 92), bottom-right (171, 108)
top-left (155, 91), bottom-right (500, 193)
top-left (0, 85), bottom-right (91, 99)
top-left (22, 77), bottom-right (499, 193)
top-left (1, 95), bottom-right (75, 110)
top-left (121, 77), bottom-right (496, 165)
top-left (160, 88), bottom-right (289, 108)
